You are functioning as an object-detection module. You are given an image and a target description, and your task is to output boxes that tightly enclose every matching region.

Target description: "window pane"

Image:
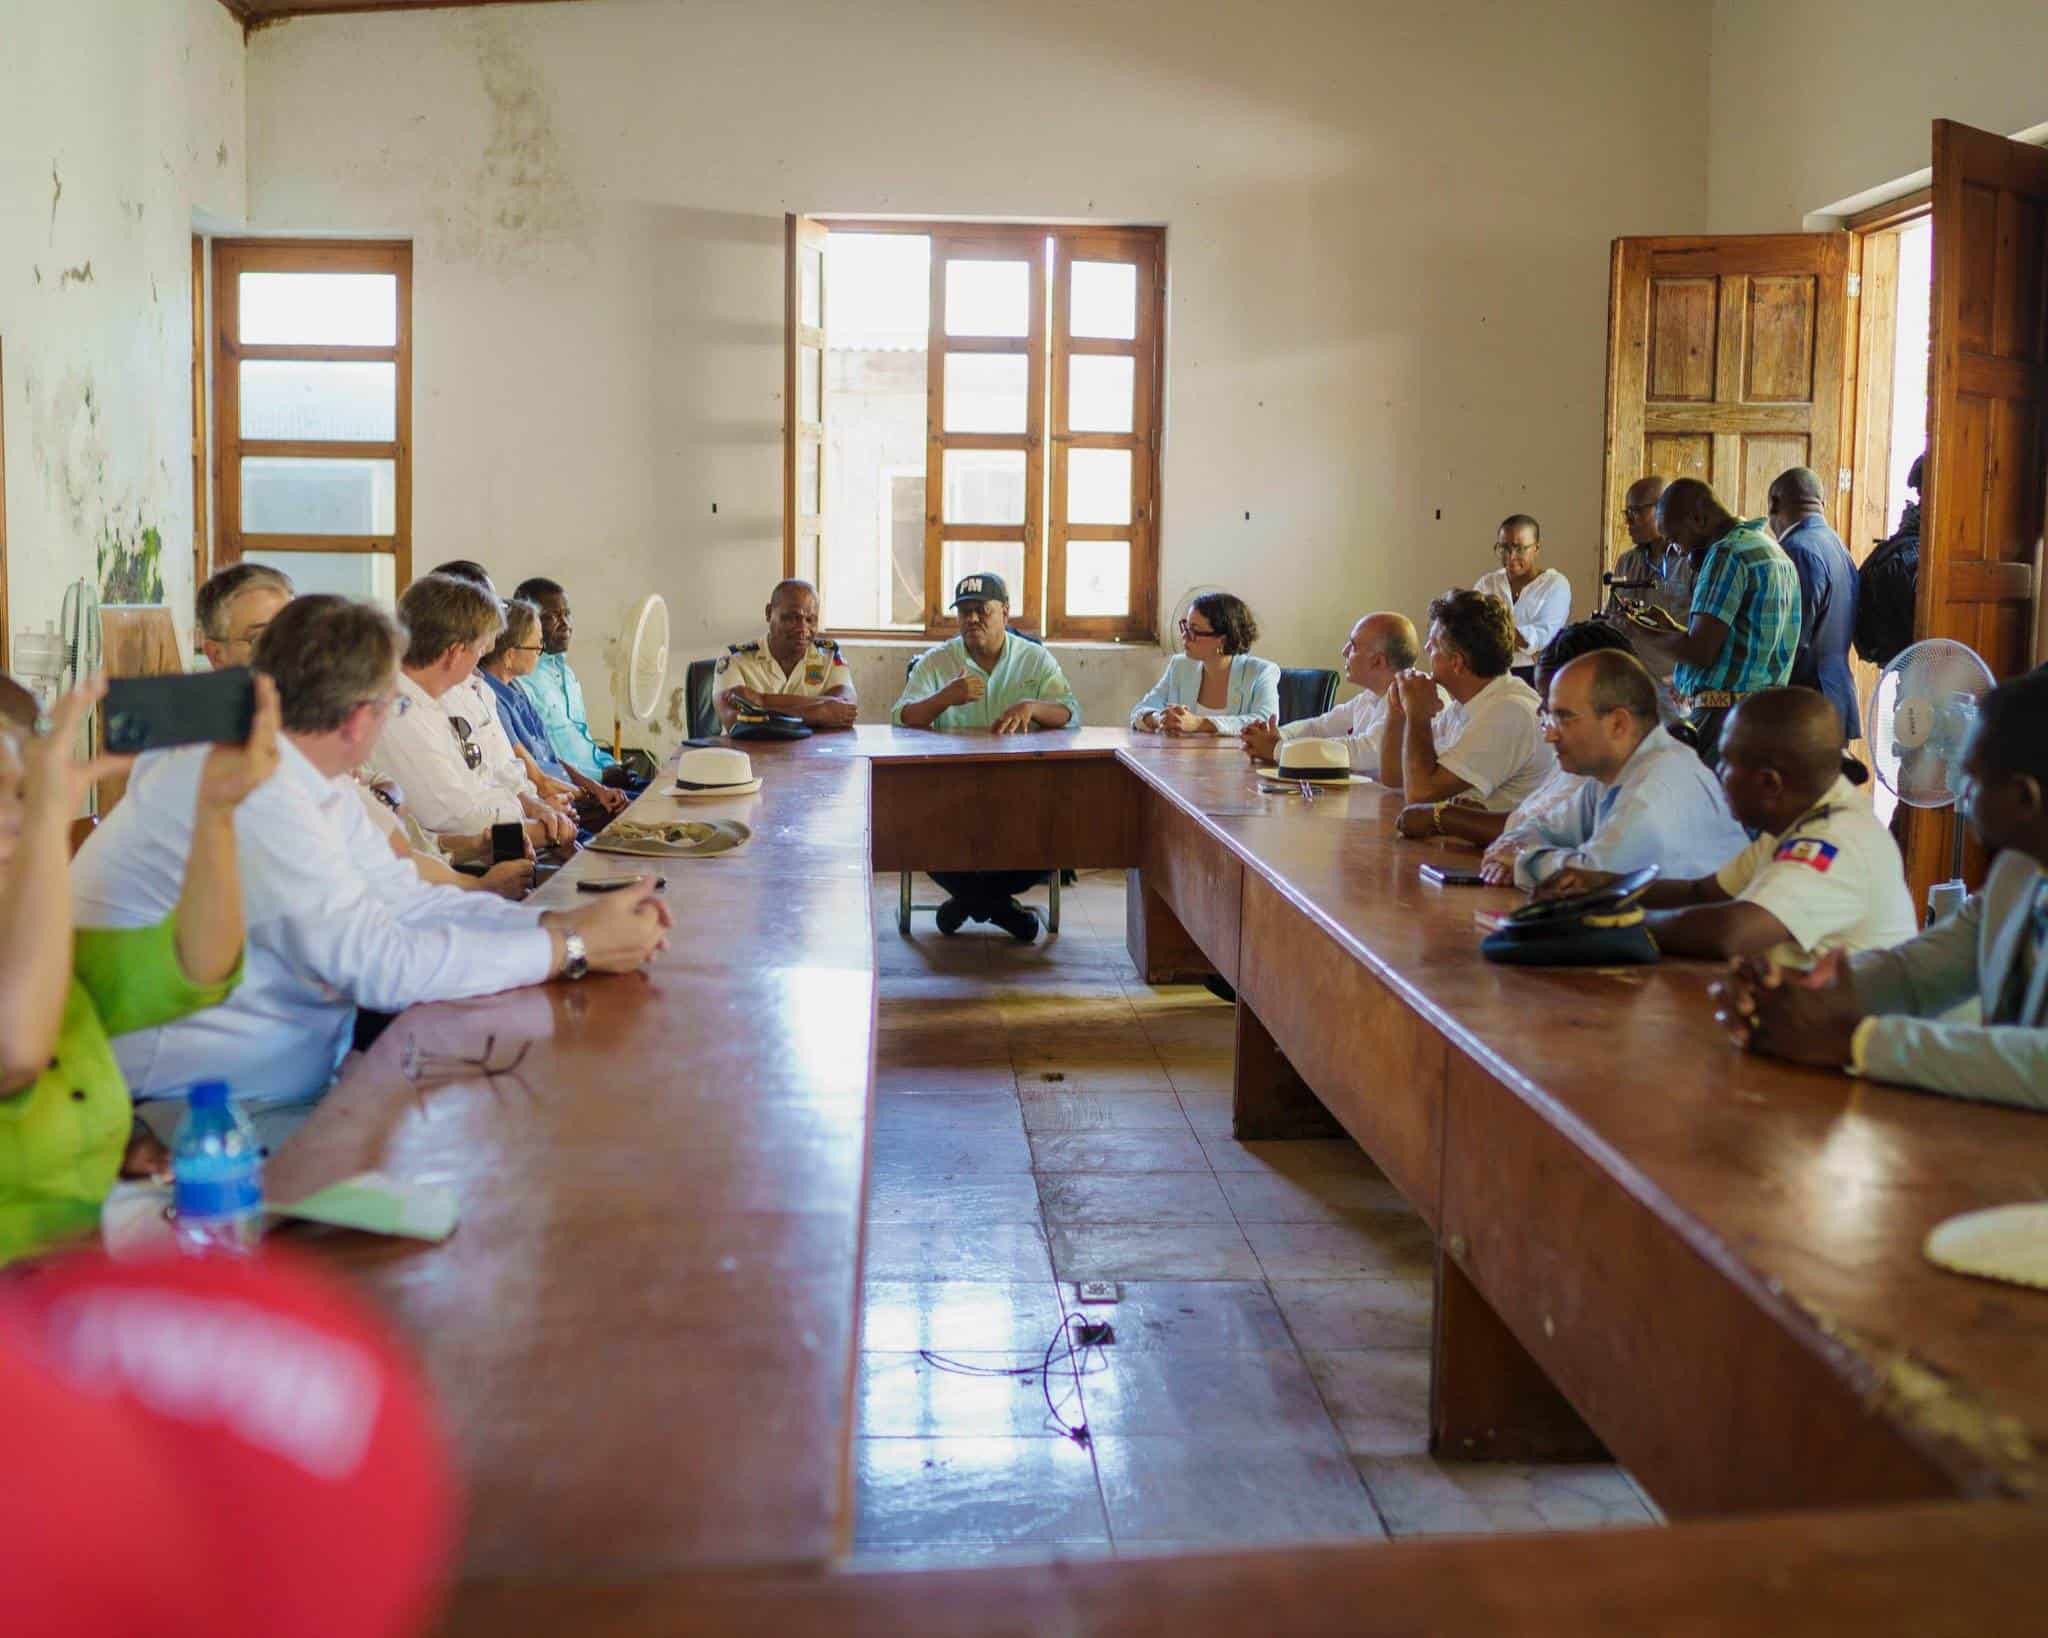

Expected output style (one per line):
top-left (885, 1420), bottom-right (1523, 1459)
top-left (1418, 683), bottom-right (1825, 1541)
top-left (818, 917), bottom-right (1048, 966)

top-left (239, 272), bottom-right (397, 346)
top-left (944, 353), bottom-right (1028, 433)
top-left (946, 259), bottom-right (1030, 337)
top-left (799, 440), bottom-right (821, 517)
top-left (1065, 540), bottom-right (1130, 617)
top-left (1070, 261), bottom-right (1137, 340)
top-left (800, 244), bottom-right (824, 329)
top-left (241, 457), bottom-right (396, 535)
top-left (1067, 355), bottom-right (1134, 433)
top-left (799, 345), bottom-right (822, 423)
top-left (242, 549), bottom-right (396, 606)
top-left (942, 540), bottom-right (1025, 604)
top-left (239, 361), bottom-right (396, 441)
top-left (1066, 449), bottom-right (1131, 525)
top-left (944, 449), bottom-right (1026, 524)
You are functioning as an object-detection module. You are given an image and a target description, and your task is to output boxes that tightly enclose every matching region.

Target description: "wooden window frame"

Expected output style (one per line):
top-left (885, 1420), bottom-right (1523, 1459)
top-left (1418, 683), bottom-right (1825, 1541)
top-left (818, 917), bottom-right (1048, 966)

top-left (211, 239), bottom-right (413, 588)
top-left (784, 218), bottom-right (1165, 644)
top-left (0, 338), bottom-right (9, 671)
top-left (191, 234), bottom-right (210, 600)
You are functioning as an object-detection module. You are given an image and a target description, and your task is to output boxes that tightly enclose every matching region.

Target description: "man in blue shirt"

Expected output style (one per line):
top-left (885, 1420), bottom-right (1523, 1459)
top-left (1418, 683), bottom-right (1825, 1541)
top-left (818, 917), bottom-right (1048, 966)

top-left (1630, 478), bottom-right (1800, 766)
top-left (1767, 467), bottom-right (1860, 743)
top-left (511, 577), bottom-right (644, 790)
top-left (1512, 649), bottom-right (1749, 889)
top-left (893, 573), bottom-right (1081, 941)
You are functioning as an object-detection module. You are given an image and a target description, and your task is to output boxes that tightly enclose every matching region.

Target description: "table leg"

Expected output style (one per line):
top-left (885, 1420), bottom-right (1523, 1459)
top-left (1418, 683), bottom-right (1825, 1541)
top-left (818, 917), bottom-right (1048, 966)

top-left (1125, 868), bottom-right (1212, 983)
top-left (1431, 1250), bottom-right (1607, 1462)
top-left (1233, 998), bottom-right (1346, 1140)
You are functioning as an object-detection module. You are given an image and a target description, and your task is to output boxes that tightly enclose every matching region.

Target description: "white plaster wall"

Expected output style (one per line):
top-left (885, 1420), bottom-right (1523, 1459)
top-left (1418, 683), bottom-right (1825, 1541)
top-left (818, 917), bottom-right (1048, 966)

top-left (243, 0), bottom-right (1708, 736)
top-left (0, 0), bottom-right (245, 663)
top-left (1708, 0), bottom-right (2048, 230)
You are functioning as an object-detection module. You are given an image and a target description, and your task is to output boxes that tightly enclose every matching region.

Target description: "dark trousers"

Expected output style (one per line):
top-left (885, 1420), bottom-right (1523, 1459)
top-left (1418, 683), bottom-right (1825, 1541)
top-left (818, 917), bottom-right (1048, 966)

top-left (1689, 705), bottom-right (1733, 769)
top-left (931, 870), bottom-right (1048, 919)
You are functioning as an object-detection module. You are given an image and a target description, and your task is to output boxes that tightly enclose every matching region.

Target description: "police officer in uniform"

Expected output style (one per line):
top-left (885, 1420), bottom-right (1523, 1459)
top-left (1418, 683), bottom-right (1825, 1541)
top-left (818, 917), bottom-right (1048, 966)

top-left (714, 579), bottom-right (858, 731)
top-left (1535, 687), bottom-right (1916, 965)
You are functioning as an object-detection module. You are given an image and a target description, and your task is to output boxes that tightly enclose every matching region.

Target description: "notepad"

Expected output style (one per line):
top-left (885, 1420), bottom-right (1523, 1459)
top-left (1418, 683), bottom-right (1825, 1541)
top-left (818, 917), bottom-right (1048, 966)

top-left (100, 1171), bottom-right (458, 1259)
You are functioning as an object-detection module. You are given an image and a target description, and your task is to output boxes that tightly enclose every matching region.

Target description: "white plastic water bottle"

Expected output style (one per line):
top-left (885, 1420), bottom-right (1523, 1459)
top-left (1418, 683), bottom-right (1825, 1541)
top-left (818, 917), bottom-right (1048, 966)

top-left (171, 1081), bottom-right (265, 1255)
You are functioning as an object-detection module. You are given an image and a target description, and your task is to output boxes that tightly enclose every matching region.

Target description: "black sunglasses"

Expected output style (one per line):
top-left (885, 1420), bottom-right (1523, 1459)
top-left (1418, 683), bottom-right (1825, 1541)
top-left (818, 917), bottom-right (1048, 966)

top-left (447, 716), bottom-right (483, 772)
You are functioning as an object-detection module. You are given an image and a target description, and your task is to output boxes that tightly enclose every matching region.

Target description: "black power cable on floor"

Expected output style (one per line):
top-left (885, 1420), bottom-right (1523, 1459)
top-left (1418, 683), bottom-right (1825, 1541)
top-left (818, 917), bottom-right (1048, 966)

top-left (918, 1314), bottom-right (1111, 1446)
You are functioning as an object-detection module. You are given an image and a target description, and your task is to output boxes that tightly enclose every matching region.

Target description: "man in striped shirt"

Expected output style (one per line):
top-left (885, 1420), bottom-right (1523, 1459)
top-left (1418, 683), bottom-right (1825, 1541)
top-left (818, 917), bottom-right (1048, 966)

top-left (1630, 477), bottom-right (1801, 765)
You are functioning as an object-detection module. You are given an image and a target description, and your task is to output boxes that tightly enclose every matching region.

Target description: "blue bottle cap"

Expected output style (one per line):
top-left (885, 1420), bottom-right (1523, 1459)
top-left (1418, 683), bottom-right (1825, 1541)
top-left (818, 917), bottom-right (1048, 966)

top-left (187, 1080), bottom-right (231, 1109)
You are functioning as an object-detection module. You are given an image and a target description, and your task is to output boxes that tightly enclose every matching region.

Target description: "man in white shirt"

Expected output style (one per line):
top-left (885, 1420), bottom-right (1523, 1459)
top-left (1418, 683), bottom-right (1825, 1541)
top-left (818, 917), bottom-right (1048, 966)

top-left (1537, 687), bottom-right (1915, 965)
top-left (1383, 589), bottom-right (1557, 816)
top-left (1507, 649), bottom-right (1749, 889)
top-left (71, 595), bottom-right (670, 1127)
top-left (1240, 612), bottom-right (1421, 773)
top-left (368, 574), bottom-right (567, 849)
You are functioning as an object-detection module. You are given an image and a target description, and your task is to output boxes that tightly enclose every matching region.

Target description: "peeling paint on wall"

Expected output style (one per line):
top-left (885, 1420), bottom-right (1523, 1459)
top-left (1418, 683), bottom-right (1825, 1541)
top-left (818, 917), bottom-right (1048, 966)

top-left (99, 517), bottom-right (167, 606)
top-left (58, 262), bottom-right (95, 288)
top-left (432, 16), bottom-right (589, 266)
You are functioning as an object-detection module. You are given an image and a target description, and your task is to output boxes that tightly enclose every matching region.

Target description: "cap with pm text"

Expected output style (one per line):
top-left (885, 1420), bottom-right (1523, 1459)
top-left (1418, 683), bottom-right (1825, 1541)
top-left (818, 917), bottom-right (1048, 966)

top-left (950, 572), bottom-right (1009, 609)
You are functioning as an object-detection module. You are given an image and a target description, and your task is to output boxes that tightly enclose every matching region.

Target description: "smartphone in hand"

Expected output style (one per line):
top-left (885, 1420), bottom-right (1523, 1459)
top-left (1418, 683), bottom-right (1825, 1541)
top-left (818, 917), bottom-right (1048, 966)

top-left (102, 669), bottom-right (256, 754)
top-left (490, 821), bottom-right (528, 864)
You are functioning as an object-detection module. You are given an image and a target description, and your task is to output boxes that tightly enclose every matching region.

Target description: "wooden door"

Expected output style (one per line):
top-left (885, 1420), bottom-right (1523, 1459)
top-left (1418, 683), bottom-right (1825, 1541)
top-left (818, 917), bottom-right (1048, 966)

top-left (1603, 235), bottom-right (1854, 571)
top-left (1905, 120), bottom-right (2048, 899)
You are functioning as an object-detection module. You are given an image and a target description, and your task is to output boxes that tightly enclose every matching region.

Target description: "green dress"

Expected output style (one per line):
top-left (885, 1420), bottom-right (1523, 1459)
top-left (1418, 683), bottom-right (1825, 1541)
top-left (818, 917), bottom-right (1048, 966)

top-left (0, 916), bottom-right (240, 1264)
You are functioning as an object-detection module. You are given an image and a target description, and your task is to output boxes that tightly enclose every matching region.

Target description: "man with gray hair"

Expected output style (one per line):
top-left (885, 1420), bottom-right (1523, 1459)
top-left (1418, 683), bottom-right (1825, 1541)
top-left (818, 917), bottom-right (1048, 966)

top-left (1240, 611), bottom-right (1432, 773)
top-left (195, 562), bottom-right (295, 672)
top-left (368, 574), bottom-right (563, 846)
top-left (72, 595), bottom-right (670, 1131)
top-left (1768, 466), bottom-right (1860, 742)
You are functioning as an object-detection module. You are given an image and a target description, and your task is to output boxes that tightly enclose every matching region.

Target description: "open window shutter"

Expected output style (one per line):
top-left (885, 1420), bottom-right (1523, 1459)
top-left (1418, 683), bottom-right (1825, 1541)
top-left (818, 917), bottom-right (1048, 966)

top-left (784, 215), bottom-right (828, 595)
top-left (1904, 121), bottom-right (2048, 899)
top-left (1602, 234), bottom-right (1853, 572)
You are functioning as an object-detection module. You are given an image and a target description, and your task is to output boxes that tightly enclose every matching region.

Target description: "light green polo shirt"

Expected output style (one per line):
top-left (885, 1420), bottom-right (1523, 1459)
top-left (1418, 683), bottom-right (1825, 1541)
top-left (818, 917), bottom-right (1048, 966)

top-left (0, 916), bottom-right (240, 1265)
top-left (892, 634), bottom-right (1082, 730)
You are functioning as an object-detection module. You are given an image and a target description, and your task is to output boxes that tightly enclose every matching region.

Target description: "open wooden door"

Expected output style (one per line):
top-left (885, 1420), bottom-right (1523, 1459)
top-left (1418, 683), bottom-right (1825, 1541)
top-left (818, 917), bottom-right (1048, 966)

top-left (1905, 121), bottom-right (2048, 901)
top-left (784, 214), bottom-right (828, 595)
top-left (1602, 234), bottom-right (1855, 572)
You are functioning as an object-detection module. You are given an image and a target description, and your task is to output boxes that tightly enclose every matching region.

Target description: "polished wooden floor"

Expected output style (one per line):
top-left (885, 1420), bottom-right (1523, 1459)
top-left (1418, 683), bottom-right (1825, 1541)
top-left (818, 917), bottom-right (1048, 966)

top-left (857, 868), bottom-right (1655, 1562)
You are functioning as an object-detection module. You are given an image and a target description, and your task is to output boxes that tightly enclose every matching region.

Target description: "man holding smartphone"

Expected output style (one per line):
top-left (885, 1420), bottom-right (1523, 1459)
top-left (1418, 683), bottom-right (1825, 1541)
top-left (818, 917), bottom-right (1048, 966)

top-left (72, 596), bottom-right (670, 1134)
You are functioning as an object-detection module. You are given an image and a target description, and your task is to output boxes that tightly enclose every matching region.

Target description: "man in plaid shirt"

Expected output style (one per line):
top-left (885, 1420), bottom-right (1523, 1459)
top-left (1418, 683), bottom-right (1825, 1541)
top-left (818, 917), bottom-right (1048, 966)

top-left (1632, 477), bottom-right (1800, 765)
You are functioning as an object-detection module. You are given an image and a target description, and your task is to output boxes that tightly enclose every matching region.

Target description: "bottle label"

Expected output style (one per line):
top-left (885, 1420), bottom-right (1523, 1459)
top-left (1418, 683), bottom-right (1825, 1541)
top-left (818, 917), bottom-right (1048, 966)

top-left (174, 1170), bottom-right (263, 1220)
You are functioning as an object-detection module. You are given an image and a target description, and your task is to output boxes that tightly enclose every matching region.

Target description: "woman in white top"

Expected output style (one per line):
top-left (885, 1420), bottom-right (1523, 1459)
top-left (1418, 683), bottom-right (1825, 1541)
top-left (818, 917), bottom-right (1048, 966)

top-left (1474, 513), bottom-right (1571, 678)
top-left (1130, 591), bottom-right (1281, 736)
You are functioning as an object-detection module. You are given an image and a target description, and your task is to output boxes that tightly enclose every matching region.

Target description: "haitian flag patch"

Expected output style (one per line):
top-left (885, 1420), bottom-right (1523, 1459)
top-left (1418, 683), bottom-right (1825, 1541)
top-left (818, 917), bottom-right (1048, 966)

top-left (1774, 837), bottom-right (1840, 872)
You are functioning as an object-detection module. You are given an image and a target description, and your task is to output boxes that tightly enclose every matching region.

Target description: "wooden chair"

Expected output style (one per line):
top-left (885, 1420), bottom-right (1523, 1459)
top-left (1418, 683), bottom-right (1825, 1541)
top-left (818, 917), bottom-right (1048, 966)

top-left (67, 815), bottom-right (99, 858)
top-left (895, 636), bottom-right (1062, 936)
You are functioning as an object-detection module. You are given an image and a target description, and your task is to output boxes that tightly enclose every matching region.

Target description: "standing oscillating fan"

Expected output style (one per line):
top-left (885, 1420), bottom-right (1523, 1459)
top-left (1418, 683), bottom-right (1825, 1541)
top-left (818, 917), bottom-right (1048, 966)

top-left (608, 593), bottom-right (671, 763)
top-left (1864, 636), bottom-right (1995, 919)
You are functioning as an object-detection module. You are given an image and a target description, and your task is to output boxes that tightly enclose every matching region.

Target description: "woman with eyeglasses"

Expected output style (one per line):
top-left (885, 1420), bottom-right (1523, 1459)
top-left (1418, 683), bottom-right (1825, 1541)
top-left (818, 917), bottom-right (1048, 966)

top-left (1130, 592), bottom-right (1279, 736)
top-left (1474, 513), bottom-right (1571, 684)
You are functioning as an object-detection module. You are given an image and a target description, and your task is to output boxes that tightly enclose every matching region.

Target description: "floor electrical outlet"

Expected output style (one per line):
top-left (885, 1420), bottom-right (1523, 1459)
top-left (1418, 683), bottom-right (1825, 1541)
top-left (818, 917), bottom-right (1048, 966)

top-left (1077, 1281), bottom-right (1119, 1304)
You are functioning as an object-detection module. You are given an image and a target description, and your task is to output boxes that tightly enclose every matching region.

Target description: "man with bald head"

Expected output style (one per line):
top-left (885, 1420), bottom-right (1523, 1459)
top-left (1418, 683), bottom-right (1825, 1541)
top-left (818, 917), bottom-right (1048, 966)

top-left (1768, 466), bottom-right (1860, 742)
top-left (1539, 686), bottom-right (1914, 963)
top-left (1506, 648), bottom-right (1746, 890)
top-left (1629, 477), bottom-right (1800, 766)
top-left (713, 578), bottom-right (857, 731)
top-left (1241, 610), bottom-right (1434, 773)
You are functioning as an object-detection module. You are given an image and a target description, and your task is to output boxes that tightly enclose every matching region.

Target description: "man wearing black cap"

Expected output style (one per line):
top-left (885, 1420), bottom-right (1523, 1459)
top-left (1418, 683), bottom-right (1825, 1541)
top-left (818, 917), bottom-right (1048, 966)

top-left (892, 572), bottom-right (1082, 940)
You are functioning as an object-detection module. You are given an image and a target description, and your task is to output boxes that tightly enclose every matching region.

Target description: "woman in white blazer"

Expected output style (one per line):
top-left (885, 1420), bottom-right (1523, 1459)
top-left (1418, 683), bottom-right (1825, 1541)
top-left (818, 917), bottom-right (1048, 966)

top-left (1130, 591), bottom-right (1280, 736)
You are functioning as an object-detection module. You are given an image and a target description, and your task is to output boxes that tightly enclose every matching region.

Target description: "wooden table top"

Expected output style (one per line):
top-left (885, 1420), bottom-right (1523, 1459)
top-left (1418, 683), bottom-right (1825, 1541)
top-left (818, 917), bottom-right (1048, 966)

top-left (268, 744), bottom-right (878, 1576)
top-left (1110, 733), bottom-right (2048, 1497)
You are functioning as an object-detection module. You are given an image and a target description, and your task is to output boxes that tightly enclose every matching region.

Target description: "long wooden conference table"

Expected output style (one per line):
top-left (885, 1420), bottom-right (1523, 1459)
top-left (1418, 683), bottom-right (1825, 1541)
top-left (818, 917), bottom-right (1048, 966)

top-left (270, 724), bottom-right (2048, 1631)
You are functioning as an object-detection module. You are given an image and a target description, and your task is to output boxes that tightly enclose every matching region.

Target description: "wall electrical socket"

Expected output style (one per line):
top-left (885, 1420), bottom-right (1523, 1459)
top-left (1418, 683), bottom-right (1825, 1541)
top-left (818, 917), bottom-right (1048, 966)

top-left (1077, 1281), bottom-right (1119, 1304)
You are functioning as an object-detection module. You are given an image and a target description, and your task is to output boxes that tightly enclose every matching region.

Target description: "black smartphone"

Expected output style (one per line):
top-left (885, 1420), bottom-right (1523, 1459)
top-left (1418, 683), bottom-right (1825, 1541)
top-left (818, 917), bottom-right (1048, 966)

top-left (102, 669), bottom-right (255, 755)
top-left (575, 875), bottom-right (666, 893)
top-left (490, 821), bottom-right (527, 864)
top-left (1420, 864), bottom-right (1486, 887)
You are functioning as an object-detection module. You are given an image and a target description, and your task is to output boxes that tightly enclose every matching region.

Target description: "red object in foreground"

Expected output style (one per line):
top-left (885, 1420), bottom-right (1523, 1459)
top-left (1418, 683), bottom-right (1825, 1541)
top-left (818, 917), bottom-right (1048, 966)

top-left (0, 1247), bottom-right (457, 1638)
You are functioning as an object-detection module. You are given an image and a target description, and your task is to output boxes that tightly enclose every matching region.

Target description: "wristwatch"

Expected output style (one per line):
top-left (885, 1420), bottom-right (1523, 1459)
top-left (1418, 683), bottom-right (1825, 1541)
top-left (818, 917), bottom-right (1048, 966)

top-left (561, 930), bottom-right (590, 981)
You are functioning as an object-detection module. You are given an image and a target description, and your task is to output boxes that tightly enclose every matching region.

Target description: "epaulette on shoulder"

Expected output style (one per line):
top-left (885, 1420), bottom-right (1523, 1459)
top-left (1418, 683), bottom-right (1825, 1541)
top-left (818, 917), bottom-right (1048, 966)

top-left (815, 637), bottom-right (843, 657)
top-left (728, 640), bottom-right (761, 655)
